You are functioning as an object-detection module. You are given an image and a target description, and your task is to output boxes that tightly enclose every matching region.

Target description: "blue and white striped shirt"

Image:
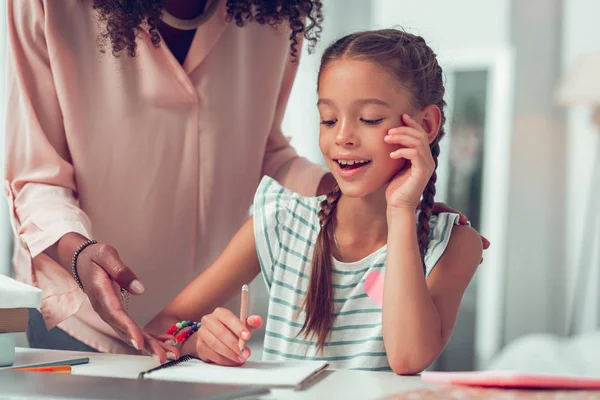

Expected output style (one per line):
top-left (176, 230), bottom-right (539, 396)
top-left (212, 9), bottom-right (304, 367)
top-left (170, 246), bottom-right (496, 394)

top-left (253, 177), bottom-right (459, 371)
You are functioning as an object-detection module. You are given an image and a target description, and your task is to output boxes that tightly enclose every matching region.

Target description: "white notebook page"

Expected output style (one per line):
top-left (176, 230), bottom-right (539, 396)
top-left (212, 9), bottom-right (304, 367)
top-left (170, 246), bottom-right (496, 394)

top-left (144, 358), bottom-right (329, 389)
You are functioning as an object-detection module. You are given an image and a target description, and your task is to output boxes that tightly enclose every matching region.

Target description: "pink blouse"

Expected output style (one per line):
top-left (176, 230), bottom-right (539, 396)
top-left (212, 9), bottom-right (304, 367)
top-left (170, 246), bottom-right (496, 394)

top-left (5, 0), bottom-right (326, 353)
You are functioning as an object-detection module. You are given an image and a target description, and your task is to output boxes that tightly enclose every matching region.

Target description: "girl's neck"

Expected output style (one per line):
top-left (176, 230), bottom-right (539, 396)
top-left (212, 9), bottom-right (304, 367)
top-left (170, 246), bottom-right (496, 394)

top-left (333, 188), bottom-right (389, 263)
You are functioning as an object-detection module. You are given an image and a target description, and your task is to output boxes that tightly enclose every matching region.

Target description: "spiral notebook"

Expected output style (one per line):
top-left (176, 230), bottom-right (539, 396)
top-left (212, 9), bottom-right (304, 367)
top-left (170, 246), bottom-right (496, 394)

top-left (139, 355), bottom-right (329, 390)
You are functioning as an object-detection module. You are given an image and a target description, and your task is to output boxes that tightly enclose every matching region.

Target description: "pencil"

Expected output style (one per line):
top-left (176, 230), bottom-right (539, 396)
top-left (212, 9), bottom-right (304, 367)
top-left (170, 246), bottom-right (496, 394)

top-left (238, 284), bottom-right (249, 351)
top-left (12, 365), bottom-right (72, 374)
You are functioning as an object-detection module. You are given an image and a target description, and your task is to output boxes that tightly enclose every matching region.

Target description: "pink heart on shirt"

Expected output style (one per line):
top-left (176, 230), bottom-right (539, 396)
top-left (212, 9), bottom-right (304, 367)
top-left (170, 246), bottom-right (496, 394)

top-left (364, 270), bottom-right (384, 307)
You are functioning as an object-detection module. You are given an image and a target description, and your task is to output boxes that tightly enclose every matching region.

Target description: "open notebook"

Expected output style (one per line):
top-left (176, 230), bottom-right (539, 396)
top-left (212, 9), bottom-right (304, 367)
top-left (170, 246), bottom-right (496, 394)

top-left (139, 355), bottom-right (329, 390)
top-left (421, 370), bottom-right (600, 390)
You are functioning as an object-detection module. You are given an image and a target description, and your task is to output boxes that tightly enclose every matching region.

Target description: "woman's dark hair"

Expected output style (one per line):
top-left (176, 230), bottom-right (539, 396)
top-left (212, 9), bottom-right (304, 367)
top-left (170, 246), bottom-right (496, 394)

top-left (92, 0), bottom-right (323, 59)
top-left (301, 29), bottom-right (446, 349)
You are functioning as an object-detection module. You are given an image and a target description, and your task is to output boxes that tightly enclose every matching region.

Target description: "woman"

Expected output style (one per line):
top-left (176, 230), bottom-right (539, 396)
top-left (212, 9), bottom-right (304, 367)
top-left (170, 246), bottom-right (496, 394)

top-left (4, 0), bottom-right (486, 361)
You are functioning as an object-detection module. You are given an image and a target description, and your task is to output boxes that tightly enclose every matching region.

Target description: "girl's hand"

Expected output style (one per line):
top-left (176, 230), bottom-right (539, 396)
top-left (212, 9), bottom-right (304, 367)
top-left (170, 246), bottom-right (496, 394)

top-left (384, 114), bottom-right (436, 211)
top-left (196, 308), bottom-right (263, 366)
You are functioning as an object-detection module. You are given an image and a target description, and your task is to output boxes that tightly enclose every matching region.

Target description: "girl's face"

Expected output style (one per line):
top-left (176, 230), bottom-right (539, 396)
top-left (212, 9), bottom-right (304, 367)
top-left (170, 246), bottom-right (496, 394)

top-left (318, 58), bottom-right (414, 198)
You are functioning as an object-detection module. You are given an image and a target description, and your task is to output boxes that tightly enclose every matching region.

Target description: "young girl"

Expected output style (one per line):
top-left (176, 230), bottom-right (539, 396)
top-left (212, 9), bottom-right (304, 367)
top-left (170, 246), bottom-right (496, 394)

top-left (145, 29), bottom-right (483, 374)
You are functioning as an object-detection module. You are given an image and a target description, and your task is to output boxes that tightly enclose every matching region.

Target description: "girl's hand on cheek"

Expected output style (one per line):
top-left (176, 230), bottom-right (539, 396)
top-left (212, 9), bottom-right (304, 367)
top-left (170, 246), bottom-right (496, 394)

top-left (384, 113), bottom-right (435, 211)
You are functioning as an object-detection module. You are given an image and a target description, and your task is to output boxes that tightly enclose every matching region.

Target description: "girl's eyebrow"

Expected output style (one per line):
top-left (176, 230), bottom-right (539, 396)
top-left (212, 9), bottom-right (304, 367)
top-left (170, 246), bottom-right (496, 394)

top-left (317, 98), bottom-right (391, 108)
top-left (354, 98), bottom-right (391, 108)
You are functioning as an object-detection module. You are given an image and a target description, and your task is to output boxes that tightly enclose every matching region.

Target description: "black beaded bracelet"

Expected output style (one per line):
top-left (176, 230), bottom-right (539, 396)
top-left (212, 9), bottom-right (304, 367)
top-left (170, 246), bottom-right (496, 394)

top-left (71, 239), bottom-right (98, 291)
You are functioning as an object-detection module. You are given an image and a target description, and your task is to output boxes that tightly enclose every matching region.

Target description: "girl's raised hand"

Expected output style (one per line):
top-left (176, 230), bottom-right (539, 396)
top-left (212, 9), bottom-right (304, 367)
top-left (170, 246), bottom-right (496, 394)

top-left (195, 307), bottom-right (263, 366)
top-left (384, 113), bottom-right (435, 211)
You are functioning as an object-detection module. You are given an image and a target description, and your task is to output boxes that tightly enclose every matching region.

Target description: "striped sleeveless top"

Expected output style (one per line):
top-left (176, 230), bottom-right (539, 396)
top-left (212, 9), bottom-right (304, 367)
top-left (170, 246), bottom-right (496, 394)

top-left (253, 177), bottom-right (459, 370)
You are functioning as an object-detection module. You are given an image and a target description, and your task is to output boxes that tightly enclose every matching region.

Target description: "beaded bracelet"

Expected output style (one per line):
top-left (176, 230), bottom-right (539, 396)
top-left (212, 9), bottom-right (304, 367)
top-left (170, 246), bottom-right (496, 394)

top-left (71, 239), bottom-right (129, 311)
top-left (167, 320), bottom-right (202, 344)
top-left (71, 239), bottom-right (98, 291)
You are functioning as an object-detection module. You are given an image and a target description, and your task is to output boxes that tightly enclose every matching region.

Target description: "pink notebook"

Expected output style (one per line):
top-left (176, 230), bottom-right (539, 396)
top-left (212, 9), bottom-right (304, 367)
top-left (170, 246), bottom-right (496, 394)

top-left (421, 371), bottom-right (600, 390)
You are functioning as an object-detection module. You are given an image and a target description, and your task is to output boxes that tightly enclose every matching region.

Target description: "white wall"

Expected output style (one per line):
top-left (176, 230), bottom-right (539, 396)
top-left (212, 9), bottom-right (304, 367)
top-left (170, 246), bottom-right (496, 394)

top-left (502, 0), bottom-right (567, 350)
top-left (372, 0), bottom-right (509, 59)
top-left (561, 0), bottom-right (600, 333)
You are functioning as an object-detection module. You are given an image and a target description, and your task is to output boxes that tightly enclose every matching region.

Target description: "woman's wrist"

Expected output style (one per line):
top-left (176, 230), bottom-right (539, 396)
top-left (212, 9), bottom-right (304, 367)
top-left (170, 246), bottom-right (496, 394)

top-left (45, 232), bottom-right (90, 274)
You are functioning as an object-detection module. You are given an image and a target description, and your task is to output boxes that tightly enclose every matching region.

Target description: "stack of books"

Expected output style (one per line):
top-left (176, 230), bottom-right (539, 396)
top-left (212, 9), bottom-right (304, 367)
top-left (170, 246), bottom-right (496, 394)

top-left (0, 275), bottom-right (41, 367)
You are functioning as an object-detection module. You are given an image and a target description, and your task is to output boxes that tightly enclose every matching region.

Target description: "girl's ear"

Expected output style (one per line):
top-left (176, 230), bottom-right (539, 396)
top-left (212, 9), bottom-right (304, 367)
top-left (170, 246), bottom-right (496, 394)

top-left (419, 104), bottom-right (442, 144)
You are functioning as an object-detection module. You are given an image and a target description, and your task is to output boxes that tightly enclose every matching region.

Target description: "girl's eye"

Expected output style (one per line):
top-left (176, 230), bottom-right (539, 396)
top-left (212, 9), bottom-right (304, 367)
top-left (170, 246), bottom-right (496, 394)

top-left (320, 119), bottom-right (337, 126)
top-left (361, 118), bottom-right (385, 125)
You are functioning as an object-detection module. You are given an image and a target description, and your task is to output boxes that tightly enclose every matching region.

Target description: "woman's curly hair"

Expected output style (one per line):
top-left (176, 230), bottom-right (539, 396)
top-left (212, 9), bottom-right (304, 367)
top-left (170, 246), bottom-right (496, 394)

top-left (92, 0), bottom-right (323, 60)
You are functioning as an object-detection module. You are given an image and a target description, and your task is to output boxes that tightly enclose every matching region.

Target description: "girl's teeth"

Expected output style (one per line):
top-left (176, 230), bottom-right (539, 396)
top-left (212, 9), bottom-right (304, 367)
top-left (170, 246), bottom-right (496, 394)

top-left (338, 160), bottom-right (369, 165)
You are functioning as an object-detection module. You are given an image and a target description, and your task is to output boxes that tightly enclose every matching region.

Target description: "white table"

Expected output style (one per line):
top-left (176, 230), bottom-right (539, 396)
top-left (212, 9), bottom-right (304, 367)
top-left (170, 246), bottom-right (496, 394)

top-left (13, 348), bottom-right (435, 400)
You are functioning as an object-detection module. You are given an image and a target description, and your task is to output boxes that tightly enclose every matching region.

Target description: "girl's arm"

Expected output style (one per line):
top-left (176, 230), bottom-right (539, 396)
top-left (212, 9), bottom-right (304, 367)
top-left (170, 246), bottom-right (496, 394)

top-left (145, 217), bottom-right (262, 358)
top-left (383, 208), bottom-right (483, 375)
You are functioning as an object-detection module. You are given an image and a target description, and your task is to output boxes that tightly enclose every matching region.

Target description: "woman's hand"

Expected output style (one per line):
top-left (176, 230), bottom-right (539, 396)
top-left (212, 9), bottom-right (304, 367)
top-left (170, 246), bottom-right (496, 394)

top-left (54, 233), bottom-right (176, 362)
top-left (429, 202), bottom-right (491, 250)
top-left (384, 113), bottom-right (435, 211)
top-left (195, 308), bottom-right (263, 366)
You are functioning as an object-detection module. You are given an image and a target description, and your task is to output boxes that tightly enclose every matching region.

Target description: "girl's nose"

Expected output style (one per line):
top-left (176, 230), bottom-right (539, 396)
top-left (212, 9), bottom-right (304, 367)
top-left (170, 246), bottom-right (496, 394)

top-left (335, 121), bottom-right (358, 146)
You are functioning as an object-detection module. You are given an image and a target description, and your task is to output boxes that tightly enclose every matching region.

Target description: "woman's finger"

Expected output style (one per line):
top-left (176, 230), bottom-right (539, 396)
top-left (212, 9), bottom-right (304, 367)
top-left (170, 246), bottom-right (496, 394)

top-left (199, 327), bottom-right (245, 364)
top-left (430, 202), bottom-right (467, 224)
top-left (84, 269), bottom-right (145, 351)
top-left (144, 332), bottom-right (179, 361)
top-left (88, 244), bottom-right (145, 295)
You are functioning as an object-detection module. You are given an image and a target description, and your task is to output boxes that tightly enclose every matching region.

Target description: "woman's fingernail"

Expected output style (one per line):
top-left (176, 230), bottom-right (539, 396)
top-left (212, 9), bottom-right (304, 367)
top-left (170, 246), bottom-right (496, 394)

top-left (129, 279), bottom-right (145, 294)
top-left (131, 339), bottom-right (140, 350)
top-left (242, 331), bottom-right (250, 340)
top-left (167, 352), bottom-right (176, 360)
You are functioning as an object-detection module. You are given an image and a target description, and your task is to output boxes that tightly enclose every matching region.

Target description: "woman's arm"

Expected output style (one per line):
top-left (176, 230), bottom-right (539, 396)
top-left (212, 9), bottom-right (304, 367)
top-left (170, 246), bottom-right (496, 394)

top-left (145, 217), bottom-right (262, 355)
top-left (5, 0), bottom-right (168, 358)
top-left (383, 208), bottom-right (483, 375)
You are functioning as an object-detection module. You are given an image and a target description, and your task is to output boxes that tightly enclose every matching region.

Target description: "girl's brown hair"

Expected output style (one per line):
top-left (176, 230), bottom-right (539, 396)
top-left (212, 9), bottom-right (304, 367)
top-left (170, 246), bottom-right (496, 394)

top-left (301, 29), bottom-right (446, 348)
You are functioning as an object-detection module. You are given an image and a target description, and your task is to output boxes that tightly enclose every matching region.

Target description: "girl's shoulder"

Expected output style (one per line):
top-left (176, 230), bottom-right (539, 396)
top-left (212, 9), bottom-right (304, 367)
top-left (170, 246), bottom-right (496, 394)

top-left (252, 176), bottom-right (322, 288)
top-left (253, 176), bottom-right (323, 219)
